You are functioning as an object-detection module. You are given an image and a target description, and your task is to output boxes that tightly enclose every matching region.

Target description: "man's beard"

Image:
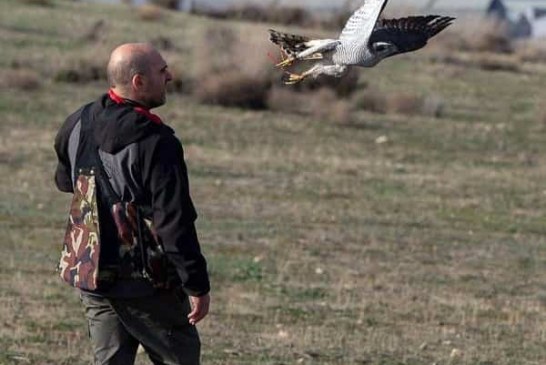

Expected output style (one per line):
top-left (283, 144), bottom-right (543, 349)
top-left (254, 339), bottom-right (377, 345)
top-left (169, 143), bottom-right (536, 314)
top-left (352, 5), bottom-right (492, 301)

top-left (145, 93), bottom-right (166, 109)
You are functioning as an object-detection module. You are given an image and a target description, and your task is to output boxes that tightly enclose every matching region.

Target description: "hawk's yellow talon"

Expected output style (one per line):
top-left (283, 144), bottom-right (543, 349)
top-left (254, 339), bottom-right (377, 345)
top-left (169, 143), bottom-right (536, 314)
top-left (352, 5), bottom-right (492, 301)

top-left (276, 57), bottom-right (295, 68)
top-left (283, 72), bottom-right (305, 85)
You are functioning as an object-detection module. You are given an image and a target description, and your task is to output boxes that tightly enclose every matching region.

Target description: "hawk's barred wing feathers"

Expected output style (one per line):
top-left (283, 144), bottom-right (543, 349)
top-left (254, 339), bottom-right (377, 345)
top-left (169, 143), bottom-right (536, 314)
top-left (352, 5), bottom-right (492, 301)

top-left (338, 0), bottom-right (389, 44)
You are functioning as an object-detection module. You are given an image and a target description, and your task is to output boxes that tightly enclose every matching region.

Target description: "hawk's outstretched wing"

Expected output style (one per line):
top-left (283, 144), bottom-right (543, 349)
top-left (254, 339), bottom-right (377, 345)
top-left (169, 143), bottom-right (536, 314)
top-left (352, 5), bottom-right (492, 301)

top-left (339, 0), bottom-right (389, 44)
top-left (370, 16), bottom-right (454, 54)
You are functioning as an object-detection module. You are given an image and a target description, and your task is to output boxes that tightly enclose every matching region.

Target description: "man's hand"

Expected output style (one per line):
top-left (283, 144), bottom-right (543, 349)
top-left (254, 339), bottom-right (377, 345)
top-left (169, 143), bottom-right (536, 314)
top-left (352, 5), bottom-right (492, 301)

top-left (188, 294), bottom-right (210, 325)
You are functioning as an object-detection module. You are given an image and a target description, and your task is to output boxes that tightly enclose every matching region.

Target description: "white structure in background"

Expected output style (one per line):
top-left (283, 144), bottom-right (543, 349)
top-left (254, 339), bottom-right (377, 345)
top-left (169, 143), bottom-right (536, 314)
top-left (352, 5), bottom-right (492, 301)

top-left (487, 0), bottom-right (546, 38)
top-left (178, 0), bottom-right (194, 12)
top-left (174, 0), bottom-right (546, 38)
top-left (386, 0), bottom-right (546, 38)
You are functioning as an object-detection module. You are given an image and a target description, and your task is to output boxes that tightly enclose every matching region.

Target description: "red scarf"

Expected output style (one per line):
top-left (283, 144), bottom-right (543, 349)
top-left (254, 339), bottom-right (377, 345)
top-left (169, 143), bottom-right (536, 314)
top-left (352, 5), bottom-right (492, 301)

top-left (108, 89), bottom-right (163, 125)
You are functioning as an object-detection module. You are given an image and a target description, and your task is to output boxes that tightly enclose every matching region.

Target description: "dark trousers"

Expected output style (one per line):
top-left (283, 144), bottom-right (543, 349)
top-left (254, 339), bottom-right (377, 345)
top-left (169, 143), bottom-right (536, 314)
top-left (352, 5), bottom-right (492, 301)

top-left (80, 289), bottom-right (201, 365)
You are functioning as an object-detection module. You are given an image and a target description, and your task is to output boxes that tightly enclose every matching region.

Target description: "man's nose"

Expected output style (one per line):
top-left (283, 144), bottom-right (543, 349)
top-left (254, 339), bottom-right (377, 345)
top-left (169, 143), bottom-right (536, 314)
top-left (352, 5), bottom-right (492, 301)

top-left (166, 71), bottom-right (173, 82)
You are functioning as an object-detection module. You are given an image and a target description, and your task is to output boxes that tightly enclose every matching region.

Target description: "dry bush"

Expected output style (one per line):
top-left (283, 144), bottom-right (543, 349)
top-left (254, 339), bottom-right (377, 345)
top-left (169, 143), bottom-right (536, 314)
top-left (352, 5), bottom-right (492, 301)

top-left (309, 89), bottom-right (353, 124)
top-left (137, 4), bottom-right (164, 21)
top-left (54, 59), bottom-right (106, 84)
top-left (192, 25), bottom-right (275, 109)
top-left (386, 93), bottom-right (423, 116)
top-left (267, 87), bottom-right (307, 115)
top-left (353, 88), bottom-right (388, 114)
top-left (197, 4), bottom-right (314, 27)
top-left (149, 0), bottom-right (177, 9)
top-left (21, 0), bottom-right (53, 6)
top-left (194, 72), bottom-right (270, 109)
top-left (353, 87), bottom-right (444, 118)
top-left (166, 64), bottom-right (194, 95)
top-left (474, 54), bottom-right (520, 72)
top-left (267, 87), bottom-right (352, 123)
top-left (290, 68), bottom-right (362, 98)
top-left (1, 69), bottom-right (41, 91)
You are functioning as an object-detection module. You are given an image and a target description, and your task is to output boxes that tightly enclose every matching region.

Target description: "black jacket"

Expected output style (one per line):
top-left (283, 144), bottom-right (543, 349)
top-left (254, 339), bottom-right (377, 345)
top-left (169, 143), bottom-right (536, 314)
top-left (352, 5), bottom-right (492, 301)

top-left (54, 93), bottom-right (210, 297)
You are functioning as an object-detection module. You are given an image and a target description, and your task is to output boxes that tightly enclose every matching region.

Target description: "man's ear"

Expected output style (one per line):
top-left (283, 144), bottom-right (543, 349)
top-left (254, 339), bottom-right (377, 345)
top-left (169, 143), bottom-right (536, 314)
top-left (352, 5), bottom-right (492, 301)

top-left (131, 73), bottom-right (144, 92)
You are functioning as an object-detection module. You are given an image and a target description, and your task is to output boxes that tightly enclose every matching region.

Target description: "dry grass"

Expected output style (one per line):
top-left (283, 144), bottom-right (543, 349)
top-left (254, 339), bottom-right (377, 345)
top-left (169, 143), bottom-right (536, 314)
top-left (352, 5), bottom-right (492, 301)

top-left (537, 100), bottom-right (546, 130)
top-left (431, 53), bottom-right (521, 74)
top-left (2, 2), bottom-right (546, 364)
top-left (516, 41), bottom-right (546, 64)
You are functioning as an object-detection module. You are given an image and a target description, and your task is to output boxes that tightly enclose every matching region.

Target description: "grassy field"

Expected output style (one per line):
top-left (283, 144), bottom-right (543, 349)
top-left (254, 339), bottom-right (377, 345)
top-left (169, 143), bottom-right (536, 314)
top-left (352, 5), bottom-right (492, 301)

top-left (1, 0), bottom-right (546, 364)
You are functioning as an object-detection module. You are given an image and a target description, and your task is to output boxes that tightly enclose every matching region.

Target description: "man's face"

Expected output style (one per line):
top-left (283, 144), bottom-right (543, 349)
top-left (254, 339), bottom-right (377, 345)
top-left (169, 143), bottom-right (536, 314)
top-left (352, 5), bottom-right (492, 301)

top-left (140, 51), bottom-right (172, 109)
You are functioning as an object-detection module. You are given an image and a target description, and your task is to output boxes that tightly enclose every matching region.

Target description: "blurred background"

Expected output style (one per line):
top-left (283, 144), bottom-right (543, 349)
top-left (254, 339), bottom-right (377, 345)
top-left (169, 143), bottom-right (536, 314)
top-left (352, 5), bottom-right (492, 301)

top-left (1, 0), bottom-right (546, 364)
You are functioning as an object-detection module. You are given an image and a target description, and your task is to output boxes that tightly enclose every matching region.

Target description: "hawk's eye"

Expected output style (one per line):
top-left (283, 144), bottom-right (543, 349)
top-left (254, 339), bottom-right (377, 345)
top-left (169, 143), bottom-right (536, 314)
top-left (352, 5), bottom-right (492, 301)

top-left (373, 43), bottom-right (390, 52)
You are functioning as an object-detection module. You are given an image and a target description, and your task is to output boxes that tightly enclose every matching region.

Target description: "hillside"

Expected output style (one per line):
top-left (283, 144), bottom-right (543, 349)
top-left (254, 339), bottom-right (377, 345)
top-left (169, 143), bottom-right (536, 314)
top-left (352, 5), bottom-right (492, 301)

top-left (1, 0), bottom-right (546, 364)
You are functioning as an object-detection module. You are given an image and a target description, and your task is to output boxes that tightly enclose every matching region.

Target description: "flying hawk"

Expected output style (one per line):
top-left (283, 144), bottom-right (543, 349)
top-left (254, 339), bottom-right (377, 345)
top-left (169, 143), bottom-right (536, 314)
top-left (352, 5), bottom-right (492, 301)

top-left (269, 0), bottom-right (454, 84)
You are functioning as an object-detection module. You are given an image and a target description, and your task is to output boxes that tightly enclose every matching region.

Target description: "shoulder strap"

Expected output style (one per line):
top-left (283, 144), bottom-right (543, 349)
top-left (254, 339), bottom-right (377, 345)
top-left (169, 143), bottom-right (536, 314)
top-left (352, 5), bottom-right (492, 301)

top-left (77, 104), bottom-right (120, 206)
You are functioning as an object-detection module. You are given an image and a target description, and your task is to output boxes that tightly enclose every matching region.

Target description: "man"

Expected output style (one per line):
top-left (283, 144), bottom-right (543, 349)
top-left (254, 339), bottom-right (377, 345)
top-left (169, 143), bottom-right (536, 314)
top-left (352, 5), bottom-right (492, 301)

top-left (54, 43), bottom-right (210, 365)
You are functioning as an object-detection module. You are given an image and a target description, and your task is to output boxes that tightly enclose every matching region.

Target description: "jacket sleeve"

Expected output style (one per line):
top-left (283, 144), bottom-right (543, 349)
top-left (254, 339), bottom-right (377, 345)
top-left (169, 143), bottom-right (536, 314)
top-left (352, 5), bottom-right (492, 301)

top-left (54, 109), bottom-right (82, 193)
top-left (144, 134), bottom-right (210, 297)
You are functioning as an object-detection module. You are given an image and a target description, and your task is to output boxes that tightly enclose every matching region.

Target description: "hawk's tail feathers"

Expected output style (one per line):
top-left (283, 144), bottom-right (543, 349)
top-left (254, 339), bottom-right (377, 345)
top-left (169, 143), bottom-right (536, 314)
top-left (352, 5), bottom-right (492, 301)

top-left (268, 29), bottom-right (312, 56)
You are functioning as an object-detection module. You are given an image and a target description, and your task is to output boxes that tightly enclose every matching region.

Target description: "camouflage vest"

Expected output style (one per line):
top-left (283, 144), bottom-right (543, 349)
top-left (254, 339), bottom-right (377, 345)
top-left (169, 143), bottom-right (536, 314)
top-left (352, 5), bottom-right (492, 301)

top-left (59, 105), bottom-right (174, 291)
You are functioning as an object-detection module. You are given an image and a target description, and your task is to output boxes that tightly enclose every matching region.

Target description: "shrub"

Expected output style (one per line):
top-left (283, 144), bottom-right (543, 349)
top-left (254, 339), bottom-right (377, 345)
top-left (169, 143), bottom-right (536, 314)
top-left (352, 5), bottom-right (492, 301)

top-left (192, 25), bottom-right (274, 109)
top-left (149, 0), bottom-right (177, 10)
top-left (267, 87), bottom-right (353, 123)
top-left (166, 65), bottom-right (194, 95)
top-left (196, 4), bottom-right (314, 27)
top-left (267, 87), bottom-right (307, 115)
top-left (1, 69), bottom-right (41, 91)
top-left (353, 88), bottom-right (388, 114)
top-left (21, 0), bottom-right (53, 6)
top-left (54, 60), bottom-right (106, 83)
top-left (194, 72), bottom-right (270, 109)
top-left (290, 68), bottom-right (362, 98)
top-left (137, 4), bottom-right (164, 21)
top-left (386, 93), bottom-right (423, 116)
top-left (309, 89), bottom-right (353, 124)
top-left (474, 55), bottom-right (520, 73)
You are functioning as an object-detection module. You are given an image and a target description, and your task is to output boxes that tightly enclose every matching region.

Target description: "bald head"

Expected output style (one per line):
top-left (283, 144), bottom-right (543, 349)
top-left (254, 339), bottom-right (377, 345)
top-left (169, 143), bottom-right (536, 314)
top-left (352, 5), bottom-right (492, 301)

top-left (106, 43), bottom-right (172, 108)
top-left (107, 43), bottom-right (157, 91)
